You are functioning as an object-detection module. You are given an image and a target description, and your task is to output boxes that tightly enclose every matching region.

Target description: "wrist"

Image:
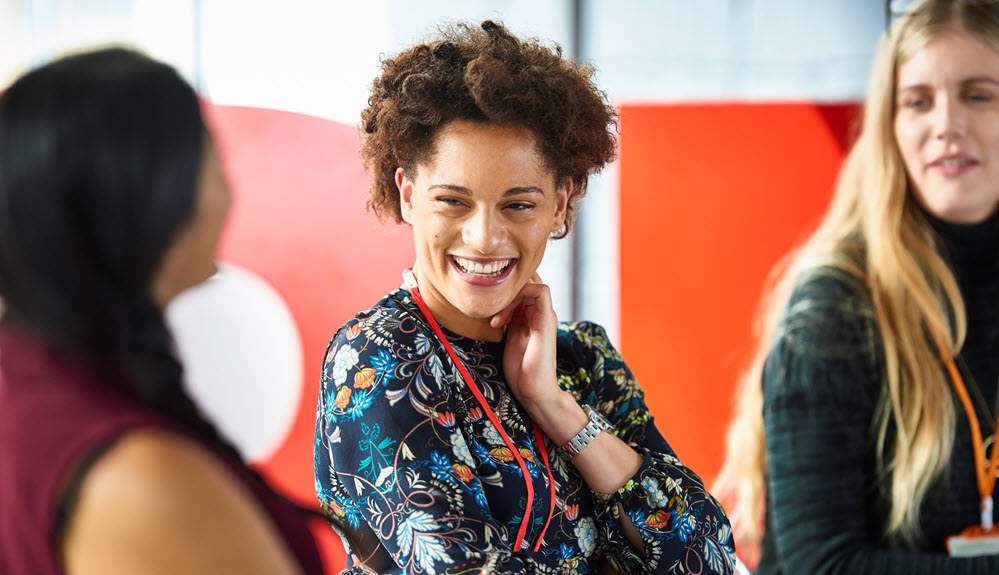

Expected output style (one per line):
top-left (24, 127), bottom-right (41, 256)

top-left (558, 405), bottom-right (613, 459)
top-left (525, 390), bottom-right (588, 445)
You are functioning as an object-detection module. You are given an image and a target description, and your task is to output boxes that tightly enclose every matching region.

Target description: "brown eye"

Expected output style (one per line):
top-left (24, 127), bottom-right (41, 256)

top-left (436, 197), bottom-right (466, 208)
top-left (505, 202), bottom-right (535, 211)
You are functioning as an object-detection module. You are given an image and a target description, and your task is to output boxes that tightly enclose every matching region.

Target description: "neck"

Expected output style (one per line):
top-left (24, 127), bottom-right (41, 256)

top-left (410, 267), bottom-right (504, 342)
top-left (926, 209), bottom-right (999, 269)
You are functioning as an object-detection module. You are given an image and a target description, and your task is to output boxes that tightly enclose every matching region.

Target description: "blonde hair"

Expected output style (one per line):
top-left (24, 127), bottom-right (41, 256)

top-left (715, 0), bottom-right (999, 562)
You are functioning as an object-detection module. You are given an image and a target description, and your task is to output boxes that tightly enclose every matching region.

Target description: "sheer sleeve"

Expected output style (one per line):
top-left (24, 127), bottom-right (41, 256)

top-left (556, 322), bottom-right (737, 575)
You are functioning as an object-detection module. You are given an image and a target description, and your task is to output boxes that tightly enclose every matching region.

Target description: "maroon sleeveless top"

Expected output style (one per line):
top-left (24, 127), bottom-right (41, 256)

top-left (0, 327), bottom-right (324, 574)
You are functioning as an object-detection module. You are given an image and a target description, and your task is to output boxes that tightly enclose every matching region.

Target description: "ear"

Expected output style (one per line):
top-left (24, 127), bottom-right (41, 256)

top-left (552, 179), bottom-right (571, 233)
top-left (396, 167), bottom-right (415, 224)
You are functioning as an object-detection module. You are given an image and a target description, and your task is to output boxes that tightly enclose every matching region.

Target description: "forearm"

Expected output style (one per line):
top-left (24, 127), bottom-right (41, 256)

top-left (533, 321), bottom-right (736, 573)
top-left (524, 390), bottom-right (645, 555)
top-left (524, 390), bottom-right (642, 495)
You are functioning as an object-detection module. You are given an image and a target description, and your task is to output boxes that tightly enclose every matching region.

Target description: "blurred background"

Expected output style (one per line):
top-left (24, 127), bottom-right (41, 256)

top-left (1, 0), bottom-right (885, 568)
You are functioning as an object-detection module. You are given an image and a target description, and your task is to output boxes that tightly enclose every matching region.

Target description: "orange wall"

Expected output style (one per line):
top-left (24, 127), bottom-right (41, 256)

top-left (619, 103), bottom-right (859, 488)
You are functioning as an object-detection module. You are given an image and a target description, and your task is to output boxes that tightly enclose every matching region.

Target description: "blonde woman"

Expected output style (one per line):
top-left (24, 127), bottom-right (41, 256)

top-left (717, 0), bottom-right (999, 572)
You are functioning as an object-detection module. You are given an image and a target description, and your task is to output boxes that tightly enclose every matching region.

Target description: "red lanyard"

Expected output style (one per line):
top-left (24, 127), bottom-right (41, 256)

top-left (401, 269), bottom-right (556, 552)
top-left (935, 335), bottom-right (999, 532)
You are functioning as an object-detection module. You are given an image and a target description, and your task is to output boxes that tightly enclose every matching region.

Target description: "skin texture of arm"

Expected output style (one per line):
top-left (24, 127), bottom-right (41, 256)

top-left (61, 429), bottom-right (303, 575)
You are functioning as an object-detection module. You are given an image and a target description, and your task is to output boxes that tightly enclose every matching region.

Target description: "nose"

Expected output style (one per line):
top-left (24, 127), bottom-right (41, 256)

top-left (934, 95), bottom-right (966, 141)
top-left (461, 207), bottom-right (505, 254)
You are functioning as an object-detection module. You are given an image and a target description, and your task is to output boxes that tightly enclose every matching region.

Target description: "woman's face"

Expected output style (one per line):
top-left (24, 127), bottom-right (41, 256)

top-left (151, 137), bottom-right (231, 307)
top-left (397, 120), bottom-right (567, 339)
top-left (894, 26), bottom-right (999, 224)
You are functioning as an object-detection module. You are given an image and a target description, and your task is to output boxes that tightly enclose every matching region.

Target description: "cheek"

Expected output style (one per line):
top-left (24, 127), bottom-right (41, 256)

top-left (894, 121), bottom-right (921, 170)
top-left (419, 220), bottom-right (454, 255)
top-left (519, 222), bottom-right (553, 255)
top-left (984, 117), bottom-right (999, 149)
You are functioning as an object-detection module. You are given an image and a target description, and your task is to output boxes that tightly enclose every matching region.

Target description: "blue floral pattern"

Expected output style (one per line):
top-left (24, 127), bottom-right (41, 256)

top-left (314, 289), bottom-right (736, 574)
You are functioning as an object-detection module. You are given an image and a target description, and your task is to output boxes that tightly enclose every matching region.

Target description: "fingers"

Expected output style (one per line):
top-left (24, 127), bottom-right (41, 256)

top-left (490, 297), bottom-right (523, 328)
top-left (490, 280), bottom-right (554, 328)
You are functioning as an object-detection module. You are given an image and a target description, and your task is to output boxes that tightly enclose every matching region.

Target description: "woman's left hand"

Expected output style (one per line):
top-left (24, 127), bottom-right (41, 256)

top-left (490, 273), bottom-right (562, 414)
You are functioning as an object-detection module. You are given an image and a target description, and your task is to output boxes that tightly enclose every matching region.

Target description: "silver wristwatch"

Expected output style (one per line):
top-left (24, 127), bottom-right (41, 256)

top-left (559, 405), bottom-right (612, 459)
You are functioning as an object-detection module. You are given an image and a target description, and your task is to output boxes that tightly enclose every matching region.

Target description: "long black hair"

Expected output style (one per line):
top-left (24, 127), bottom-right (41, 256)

top-left (0, 47), bottom-right (241, 463)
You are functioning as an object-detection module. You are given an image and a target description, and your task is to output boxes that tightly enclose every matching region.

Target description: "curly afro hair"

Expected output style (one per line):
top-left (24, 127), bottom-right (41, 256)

top-left (360, 20), bottom-right (617, 239)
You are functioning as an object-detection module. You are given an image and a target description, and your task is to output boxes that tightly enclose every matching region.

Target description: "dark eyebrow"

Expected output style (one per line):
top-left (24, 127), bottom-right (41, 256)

top-left (504, 187), bottom-right (545, 198)
top-left (428, 184), bottom-right (471, 196)
top-left (428, 184), bottom-right (546, 197)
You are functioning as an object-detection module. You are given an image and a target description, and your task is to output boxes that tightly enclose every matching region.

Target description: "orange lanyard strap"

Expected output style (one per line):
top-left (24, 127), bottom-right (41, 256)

top-left (402, 269), bottom-right (555, 551)
top-left (937, 336), bottom-right (999, 531)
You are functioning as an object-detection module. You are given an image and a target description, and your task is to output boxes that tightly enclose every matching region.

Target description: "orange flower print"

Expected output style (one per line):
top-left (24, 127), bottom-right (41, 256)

top-left (490, 447), bottom-right (515, 462)
top-left (334, 386), bottom-right (352, 410)
top-left (644, 510), bottom-right (671, 529)
top-left (345, 324), bottom-right (362, 340)
top-left (436, 411), bottom-right (456, 427)
top-left (452, 463), bottom-right (474, 482)
top-left (565, 503), bottom-right (579, 521)
top-left (468, 407), bottom-right (483, 421)
top-left (354, 368), bottom-right (376, 389)
top-left (330, 500), bottom-right (345, 518)
top-left (518, 448), bottom-right (534, 463)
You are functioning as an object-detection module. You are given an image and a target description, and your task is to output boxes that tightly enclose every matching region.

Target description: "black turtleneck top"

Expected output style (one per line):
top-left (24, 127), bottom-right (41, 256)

top-left (756, 214), bottom-right (999, 574)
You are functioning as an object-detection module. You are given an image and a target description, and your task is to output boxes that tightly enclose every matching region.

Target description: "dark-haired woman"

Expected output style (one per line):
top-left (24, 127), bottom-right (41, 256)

top-left (0, 48), bottom-right (322, 575)
top-left (314, 21), bottom-right (736, 575)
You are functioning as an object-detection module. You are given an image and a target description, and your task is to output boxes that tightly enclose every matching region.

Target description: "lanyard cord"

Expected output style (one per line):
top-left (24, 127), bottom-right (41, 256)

top-left (936, 335), bottom-right (999, 532)
top-left (955, 354), bottom-right (999, 430)
top-left (401, 270), bottom-right (556, 551)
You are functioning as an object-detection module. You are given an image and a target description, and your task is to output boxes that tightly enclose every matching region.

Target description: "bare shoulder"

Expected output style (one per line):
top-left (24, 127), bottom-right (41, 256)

top-left (61, 428), bottom-right (303, 575)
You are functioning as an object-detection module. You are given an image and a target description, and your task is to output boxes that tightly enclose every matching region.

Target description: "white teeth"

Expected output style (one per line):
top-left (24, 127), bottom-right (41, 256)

top-left (453, 257), bottom-right (512, 276)
top-left (939, 157), bottom-right (972, 167)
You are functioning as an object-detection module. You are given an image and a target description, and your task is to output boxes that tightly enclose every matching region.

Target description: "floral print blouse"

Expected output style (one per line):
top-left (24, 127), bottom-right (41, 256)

top-left (314, 289), bottom-right (736, 574)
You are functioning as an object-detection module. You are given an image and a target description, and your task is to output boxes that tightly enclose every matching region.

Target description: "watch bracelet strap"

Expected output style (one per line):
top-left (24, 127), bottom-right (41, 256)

top-left (559, 405), bottom-right (612, 458)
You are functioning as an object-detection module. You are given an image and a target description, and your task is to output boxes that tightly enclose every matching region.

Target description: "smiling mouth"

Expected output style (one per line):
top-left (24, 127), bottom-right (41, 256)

top-left (450, 256), bottom-right (515, 276)
top-left (934, 157), bottom-right (976, 167)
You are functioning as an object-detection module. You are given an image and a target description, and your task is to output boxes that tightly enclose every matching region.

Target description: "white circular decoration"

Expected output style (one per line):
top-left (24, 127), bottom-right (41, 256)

top-left (165, 261), bottom-right (302, 463)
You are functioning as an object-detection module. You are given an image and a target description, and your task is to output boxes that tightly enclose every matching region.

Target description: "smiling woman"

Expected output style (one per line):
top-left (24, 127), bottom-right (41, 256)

top-left (313, 20), bottom-right (736, 575)
top-left (396, 121), bottom-right (567, 342)
top-left (894, 25), bottom-right (999, 223)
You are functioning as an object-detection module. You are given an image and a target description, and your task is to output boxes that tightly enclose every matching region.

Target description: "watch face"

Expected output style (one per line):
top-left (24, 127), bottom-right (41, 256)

top-left (585, 405), bottom-right (612, 430)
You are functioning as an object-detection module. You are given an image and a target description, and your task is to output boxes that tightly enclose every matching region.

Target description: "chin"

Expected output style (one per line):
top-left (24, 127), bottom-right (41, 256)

top-left (936, 205), bottom-right (992, 225)
top-left (451, 293), bottom-right (510, 320)
top-left (456, 302), bottom-right (505, 321)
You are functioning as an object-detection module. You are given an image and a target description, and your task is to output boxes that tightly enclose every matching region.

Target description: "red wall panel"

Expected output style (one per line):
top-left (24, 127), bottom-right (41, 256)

top-left (619, 103), bottom-right (859, 487)
top-left (206, 105), bottom-right (415, 571)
